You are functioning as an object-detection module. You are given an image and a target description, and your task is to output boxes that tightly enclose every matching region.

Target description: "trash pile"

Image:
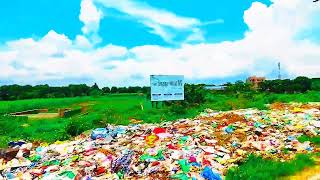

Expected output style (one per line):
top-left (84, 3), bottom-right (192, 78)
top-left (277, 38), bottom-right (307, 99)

top-left (1, 103), bottom-right (319, 179)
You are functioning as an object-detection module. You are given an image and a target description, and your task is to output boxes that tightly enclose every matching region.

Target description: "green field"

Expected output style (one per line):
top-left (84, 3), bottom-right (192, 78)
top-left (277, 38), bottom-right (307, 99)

top-left (0, 91), bottom-right (319, 148)
top-left (0, 91), bottom-right (319, 179)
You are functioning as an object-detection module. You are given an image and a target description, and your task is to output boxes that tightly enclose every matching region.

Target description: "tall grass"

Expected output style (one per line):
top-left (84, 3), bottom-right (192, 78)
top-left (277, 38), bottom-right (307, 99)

top-left (0, 96), bottom-right (91, 114)
top-left (0, 91), bottom-right (319, 147)
top-left (225, 154), bottom-right (315, 180)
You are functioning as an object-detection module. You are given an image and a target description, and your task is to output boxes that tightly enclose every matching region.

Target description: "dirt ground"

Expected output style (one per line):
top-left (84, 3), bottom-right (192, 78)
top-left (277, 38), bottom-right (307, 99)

top-left (27, 113), bottom-right (59, 119)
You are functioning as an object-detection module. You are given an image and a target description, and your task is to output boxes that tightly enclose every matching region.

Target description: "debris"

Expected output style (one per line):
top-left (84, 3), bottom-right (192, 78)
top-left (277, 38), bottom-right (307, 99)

top-left (0, 103), bottom-right (319, 179)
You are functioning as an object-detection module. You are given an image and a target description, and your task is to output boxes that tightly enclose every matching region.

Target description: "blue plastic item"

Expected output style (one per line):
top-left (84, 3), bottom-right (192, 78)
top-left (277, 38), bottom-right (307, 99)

top-left (201, 166), bottom-right (222, 180)
top-left (91, 128), bottom-right (109, 140)
top-left (287, 136), bottom-right (295, 141)
top-left (224, 126), bottom-right (234, 134)
top-left (8, 141), bottom-right (25, 147)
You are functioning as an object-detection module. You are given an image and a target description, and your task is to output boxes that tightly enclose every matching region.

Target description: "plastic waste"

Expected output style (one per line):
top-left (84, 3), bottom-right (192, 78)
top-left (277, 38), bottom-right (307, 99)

top-left (145, 134), bottom-right (159, 146)
top-left (91, 128), bottom-right (110, 140)
top-left (8, 141), bottom-right (26, 148)
top-left (178, 159), bottom-right (190, 173)
top-left (153, 127), bottom-right (166, 134)
top-left (0, 102), bottom-right (318, 179)
top-left (59, 171), bottom-right (76, 179)
top-left (201, 166), bottom-right (222, 180)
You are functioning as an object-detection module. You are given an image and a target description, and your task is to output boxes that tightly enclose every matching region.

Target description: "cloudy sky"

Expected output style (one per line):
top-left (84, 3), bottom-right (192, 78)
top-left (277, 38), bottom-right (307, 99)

top-left (0, 0), bottom-right (319, 87)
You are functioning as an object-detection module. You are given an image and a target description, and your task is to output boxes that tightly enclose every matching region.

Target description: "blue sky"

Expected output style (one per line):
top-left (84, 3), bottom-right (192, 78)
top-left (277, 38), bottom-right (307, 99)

top-left (1, 0), bottom-right (271, 47)
top-left (0, 0), bottom-right (319, 86)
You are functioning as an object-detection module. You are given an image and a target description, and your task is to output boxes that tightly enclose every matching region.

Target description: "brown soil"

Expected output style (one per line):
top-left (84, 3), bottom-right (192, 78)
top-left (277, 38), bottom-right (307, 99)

top-left (27, 113), bottom-right (59, 119)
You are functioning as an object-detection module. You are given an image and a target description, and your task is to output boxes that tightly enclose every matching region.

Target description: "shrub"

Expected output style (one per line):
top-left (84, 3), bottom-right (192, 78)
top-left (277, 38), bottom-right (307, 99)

top-left (225, 154), bottom-right (315, 180)
top-left (184, 84), bottom-right (207, 105)
top-left (298, 135), bottom-right (320, 146)
top-left (63, 108), bottom-right (82, 118)
top-left (169, 102), bottom-right (187, 114)
top-left (65, 120), bottom-right (86, 137)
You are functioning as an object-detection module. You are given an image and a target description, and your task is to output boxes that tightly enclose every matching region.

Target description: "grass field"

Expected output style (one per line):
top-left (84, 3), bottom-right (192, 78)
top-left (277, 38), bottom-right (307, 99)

top-left (0, 91), bottom-right (319, 179)
top-left (0, 91), bottom-right (320, 147)
top-left (225, 154), bottom-right (318, 180)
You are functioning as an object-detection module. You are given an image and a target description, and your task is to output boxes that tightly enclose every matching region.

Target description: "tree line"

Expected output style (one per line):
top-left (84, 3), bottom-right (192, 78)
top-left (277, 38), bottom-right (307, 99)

top-left (0, 76), bottom-right (318, 101)
top-left (225, 77), bottom-right (320, 93)
top-left (0, 83), bottom-right (149, 101)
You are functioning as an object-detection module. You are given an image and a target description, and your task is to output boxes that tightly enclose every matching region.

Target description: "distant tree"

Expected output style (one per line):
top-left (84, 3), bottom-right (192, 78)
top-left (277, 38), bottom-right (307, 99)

top-left (184, 84), bottom-right (207, 105)
top-left (89, 89), bottom-right (103, 96)
top-left (110, 86), bottom-right (118, 93)
top-left (293, 76), bottom-right (312, 93)
top-left (141, 86), bottom-right (150, 94)
top-left (118, 87), bottom-right (128, 93)
top-left (226, 81), bottom-right (251, 93)
top-left (259, 77), bottom-right (312, 93)
top-left (69, 84), bottom-right (90, 96)
top-left (102, 87), bottom-right (111, 94)
top-left (91, 83), bottom-right (100, 90)
top-left (311, 78), bottom-right (320, 91)
top-left (89, 83), bottom-right (102, 96)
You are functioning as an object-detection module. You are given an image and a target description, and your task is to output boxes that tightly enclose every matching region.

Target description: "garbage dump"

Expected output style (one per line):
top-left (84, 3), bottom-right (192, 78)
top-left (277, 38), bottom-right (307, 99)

top-left (0, 103), bottom-right (319, 179)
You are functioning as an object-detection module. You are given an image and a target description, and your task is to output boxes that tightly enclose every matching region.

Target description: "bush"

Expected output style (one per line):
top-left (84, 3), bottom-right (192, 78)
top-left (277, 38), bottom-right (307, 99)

top-left (225, 154), bottom-right (315, 180)
top-left (65, 120), bottom-right (86, 137)
top-left (298, 135), bottom-right (320, 146)
top-left (169, 102), bottom-right (187, 114)
top-left (259, 76), bottom-right (313, 93)
top-left (63, 108), bottom-right (82, 118)
top-left (184, 84), bottom-right (207, 105)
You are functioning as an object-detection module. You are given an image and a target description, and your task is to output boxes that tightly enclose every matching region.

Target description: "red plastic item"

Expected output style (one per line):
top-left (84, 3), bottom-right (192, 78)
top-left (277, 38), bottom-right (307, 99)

top-left (167, 144), bottom-right (179, 150)
top-left (152, 161), bottom-right (160, 166)
top-left (189, 156), bottom-right (197, 163)
top-left (96, 167), bottom-right (106, 176)
top-left (202, 158), bottom-right (211, 166)
top-left (84, 149), bottom-right (95, 156)
top-left (153, 127), bottom-right (166, 134)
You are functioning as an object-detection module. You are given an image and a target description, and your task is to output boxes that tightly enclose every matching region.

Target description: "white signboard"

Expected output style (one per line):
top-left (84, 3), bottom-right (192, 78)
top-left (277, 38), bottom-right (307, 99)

top-left (150, 75), bottom-right (184, 101)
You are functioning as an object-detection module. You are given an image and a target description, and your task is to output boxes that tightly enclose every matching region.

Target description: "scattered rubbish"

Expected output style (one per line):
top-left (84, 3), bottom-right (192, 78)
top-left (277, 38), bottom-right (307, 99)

top-left (0, 103), bottom-right (319, 179)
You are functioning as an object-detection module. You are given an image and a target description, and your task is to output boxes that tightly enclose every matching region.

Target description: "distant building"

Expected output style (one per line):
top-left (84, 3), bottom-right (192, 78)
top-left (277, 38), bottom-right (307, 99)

top-left (246, 76), bottom-right (266, 88)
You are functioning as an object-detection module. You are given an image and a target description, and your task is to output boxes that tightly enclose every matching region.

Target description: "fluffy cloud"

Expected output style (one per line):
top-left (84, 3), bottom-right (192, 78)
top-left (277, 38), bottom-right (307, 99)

top-left (79, 0), bottom-right (103, 44)
top-left (0, 0), bottom-right (319, 86)
top-left (94, 0), bottom-right (200, 28)
top-left (92, 0), bottom-right (222, 43)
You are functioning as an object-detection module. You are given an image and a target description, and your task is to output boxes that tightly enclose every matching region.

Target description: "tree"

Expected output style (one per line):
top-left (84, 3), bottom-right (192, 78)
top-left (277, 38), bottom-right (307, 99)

top-left (102, 87), bottom-right (111, 94)
top-left (293, 76), bottom-right (312, 93)
top-left (69, 84), bottom-right (90, 96)
top-left (91, 83), bottom-right (100, 90)
top-left (110, 86), bottom-right (118, 93)
top-left (89, 83), bottom-right (102, 96)
top-left (311, 78), bottom-right (320, 91)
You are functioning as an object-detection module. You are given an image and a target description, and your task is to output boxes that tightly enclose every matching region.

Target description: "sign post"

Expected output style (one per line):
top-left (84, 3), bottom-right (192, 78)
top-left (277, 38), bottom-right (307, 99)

top-left (150, 75), bottom-right (184, 107)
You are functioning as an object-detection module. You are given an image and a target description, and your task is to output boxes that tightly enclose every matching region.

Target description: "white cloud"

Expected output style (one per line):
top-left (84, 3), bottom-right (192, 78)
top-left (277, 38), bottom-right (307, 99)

top-left (0, 0), bottom-right (319, 86)
top-left (80, 0), bottom-right (103, 34)
top-left (92, 0), bottom-right (221, 43)
top-left (93, 0), bottom-right (200, 29)
top-left (185, 28), bottom-right (205, 43)
top-left (79, 0), bottom-right (103, 45)
top-left (75, 35), bottom-right (93, 49)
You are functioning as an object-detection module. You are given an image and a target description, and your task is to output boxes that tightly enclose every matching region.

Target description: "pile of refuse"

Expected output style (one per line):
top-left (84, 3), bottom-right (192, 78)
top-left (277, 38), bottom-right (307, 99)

top-left (1, 103), bottom-right (319, 179)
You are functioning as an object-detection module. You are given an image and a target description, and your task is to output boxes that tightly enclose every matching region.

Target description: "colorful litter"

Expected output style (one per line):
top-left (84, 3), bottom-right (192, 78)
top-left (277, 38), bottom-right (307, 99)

top-left (0, 103), bottom-right (319, 179)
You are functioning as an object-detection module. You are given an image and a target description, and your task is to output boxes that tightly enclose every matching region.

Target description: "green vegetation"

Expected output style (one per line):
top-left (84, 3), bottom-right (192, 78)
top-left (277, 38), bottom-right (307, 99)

top-left (225, 76), bottom-right (319, 93)
top-left (0, 83), bottom-right (149, 101)
top-left (0, 96), bottom-right (91, 114)
top-left (298, 135), bottom-right (320, 147)
top-left (0, 90), bottom-right (319, 148)
top-left (225, 154), bottom-right (316, 180)
top-left (0, 82), bottom-right (319, 179)
top-left (1, 77), bottom-right (318, 101)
